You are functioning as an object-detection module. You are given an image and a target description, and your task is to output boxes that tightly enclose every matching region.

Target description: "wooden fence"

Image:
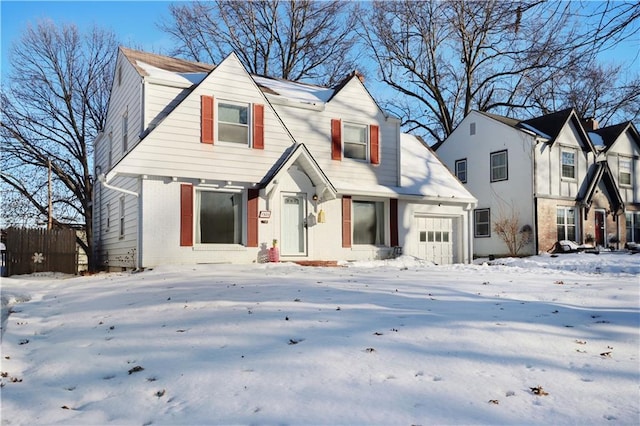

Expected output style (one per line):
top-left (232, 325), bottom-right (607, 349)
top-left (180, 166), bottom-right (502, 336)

top-left (5, 228), bottom-right (77, 276)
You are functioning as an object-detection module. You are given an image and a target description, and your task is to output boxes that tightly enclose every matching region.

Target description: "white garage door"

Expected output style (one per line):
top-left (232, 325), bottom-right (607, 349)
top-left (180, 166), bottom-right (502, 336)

top-left (416, 216), bottom-right (454, 264)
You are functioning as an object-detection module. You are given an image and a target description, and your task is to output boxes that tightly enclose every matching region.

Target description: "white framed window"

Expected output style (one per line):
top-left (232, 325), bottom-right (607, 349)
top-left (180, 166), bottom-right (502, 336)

top-left (119, 196), bottom-right (125, 239)
top-left (106, 202), bottom-right (111, 231)
top-left (195, 190), bottom-right (243, 244)
top-left (619, 157), bottom-right (632, 186)
top-left (218, 101), bottom-right (249, 145)
top-left (474, 208), bottom-right (490, 237)
top-left (490, 150), bottom-right (508, 182)
top-left (561, 149), bottom-right (576, 179)
top-left (122, 113), bottom-right (128, 153)
top-left (108, 131), bottom-right (113, 169)
top-left (352, 200), bottom-right (384, 245)
top-left (343, 123), bottom-right (368, 161)
top-left (557, 207), bottom-right (577, 242)
top-left (455, 158), bottom-right (467, 183)
top-left (626, 212), bottom-right (640, 244)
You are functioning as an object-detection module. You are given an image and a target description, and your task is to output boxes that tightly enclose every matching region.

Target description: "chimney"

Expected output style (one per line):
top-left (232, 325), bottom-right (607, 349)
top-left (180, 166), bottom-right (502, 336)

top-left (583, 117), bottom-right (599, 131)
top-left (353, 69), bottom-right (365, 83)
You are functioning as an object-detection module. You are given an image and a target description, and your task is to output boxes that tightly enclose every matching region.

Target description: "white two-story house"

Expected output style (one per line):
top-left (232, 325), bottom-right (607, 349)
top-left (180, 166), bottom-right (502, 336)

top-left (93, 47), bottom-right (476, 270)
top-left (435, 108), bottom-right (639, 257)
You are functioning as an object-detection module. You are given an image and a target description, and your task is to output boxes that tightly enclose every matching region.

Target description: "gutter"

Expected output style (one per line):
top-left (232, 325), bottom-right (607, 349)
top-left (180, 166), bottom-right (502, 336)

top-left (97, 173), bottom-right (139, 197)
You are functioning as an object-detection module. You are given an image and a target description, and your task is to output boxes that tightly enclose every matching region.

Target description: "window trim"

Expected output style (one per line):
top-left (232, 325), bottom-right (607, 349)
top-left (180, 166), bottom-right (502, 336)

top-left (490, 150), bottom-right (508, 182)
top-left (474, 208), bottom-right (491, 238)
top-left (619, 156), bottom-right (632, 187)
top-left (342, 122), bottom-right (369, 161)
top-left (216, 100), bottom-right (251, 146)
top-left (561, 148), bottom-right (576, 180)
top-left (455, 158), bottom-right (467, 183)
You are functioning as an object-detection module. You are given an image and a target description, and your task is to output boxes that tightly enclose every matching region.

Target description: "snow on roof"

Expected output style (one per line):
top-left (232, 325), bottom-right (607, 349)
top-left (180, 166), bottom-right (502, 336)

top-left (399, 133), bottom-right (476, 200)
top-left (519, 122), bottom-right (552, 140)
top-left (588, 131), bottom-right (605, 147)
top-left (252, 75), bottom-right (334, 104)
top-left (136, 60), bottom-right (208, 86)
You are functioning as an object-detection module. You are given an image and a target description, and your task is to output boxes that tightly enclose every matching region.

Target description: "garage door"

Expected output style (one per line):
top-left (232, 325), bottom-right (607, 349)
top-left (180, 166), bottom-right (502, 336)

top-left (416, 216), bottom-right (454, 264)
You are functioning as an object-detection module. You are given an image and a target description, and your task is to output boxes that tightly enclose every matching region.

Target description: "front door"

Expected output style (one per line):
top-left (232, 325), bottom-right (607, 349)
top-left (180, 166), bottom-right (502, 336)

top-left (281, 194), bottom-right (307, 256)
top-left (595, 209), bottom-right (606, 246)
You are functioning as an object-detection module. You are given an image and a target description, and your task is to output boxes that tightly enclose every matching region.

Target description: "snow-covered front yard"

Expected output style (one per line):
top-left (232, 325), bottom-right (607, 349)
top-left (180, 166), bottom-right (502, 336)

top-left (1, 253), bottom-right (638, 425)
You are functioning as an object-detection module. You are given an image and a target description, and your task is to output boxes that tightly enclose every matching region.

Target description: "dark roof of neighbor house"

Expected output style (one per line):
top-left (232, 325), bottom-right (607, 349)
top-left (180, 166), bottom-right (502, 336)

top-left (590, 121), bottom-right (640, 152)
top-left (120, 47), bottom-right (216, 75)
top-left (520, 108), bottom-right (575, 141)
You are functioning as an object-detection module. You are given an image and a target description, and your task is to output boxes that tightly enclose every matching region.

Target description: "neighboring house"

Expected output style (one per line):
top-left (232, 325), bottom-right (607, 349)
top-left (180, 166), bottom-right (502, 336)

top-left (93, 47), bottom-right (476, 270)
top-left (435, 108), bottom-right (639, 257)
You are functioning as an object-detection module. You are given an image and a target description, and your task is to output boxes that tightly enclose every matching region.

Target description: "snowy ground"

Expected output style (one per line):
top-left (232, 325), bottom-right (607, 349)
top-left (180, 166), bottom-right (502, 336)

top-left (1, 252), bottom-right (638, 425)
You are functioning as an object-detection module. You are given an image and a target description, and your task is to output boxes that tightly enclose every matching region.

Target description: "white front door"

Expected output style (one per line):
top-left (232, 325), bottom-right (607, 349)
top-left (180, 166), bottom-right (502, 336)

top-left (281, 194), bottom-right (307, 256)
top-left (416, 216), bottom-right (454, 264)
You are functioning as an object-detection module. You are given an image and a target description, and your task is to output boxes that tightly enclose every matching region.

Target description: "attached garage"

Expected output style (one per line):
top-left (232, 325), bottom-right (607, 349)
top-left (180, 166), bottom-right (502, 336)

top-left (415, 216), bottom-right (457, 264)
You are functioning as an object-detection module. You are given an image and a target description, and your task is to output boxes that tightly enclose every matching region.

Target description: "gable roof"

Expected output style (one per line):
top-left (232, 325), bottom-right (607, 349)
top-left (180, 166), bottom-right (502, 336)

top-left (120, 47), bottom-right (215, 76)
top-left (578, 161), bottom-right (624, 215)
top-left (590, 121), bottom-right (640, 152)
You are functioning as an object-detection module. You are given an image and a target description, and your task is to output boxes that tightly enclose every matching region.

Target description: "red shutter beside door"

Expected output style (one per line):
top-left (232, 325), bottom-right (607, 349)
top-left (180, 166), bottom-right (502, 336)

top-left (390, 198), bottom-right (398, 247)
top-left (370, 124), bottom-right (380, 164)
top-left (342, 195), bottom-right (351, 248)
top-left (331, 119), bottom-right (342, 160)
top-left (180, 184), bottom-right (193, 246)
top-left (253, 104), bottom-right (264, 149)
top-left (201, 95), bottom-right (214, 144)
top-left (247, 189), bottom-right (259, 247)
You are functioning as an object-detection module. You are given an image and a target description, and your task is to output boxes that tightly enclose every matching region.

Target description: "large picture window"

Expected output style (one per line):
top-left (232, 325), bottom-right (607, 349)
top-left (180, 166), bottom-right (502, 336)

top-left (557, 207), bottom-right (577, 241)
top-left (343, 124), bottom-right (368, 160)
top-left (490, 150), bottom-right (508, 182)
top-left (352, 200), bottom-right (384, 245)
top-left (626, 212), bottom-right (640, 243)
top-left (218, 102), bottom-right (249, 145)
top-left (196, 191), bottom-right (243, 244)
top-left (474, 208), bottom-right (490, 237)
top-left (561, 149), bottom-right (576, 179)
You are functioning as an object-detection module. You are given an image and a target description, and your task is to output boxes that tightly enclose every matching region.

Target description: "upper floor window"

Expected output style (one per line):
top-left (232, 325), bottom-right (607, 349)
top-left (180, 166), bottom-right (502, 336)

top-left (343, 123), bottom-right (368, 161)
top-left (619, 157), bottom-right (632, 186)
top-left (352, 200), bottom-right (385, 245)
top-left (455, 158), bottom-right (467, 183)
top-left (561, 149), bottom-right (576, 179)
top-left (218, 102), bottom-right (249, 145)
top-left (122, 113), bottom-right (128, 153)
top-left (490, 150), bottom-right (508, 182)
top-left (474, 208), bottom-right (490, 237)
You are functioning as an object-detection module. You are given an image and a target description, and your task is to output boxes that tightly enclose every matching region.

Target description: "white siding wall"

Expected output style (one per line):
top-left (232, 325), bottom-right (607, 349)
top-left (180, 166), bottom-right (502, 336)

top-left (605, 131), bottom-right (640, 204)
top-left (436, 112), bottom-right (535, 257)
top-left (144, 82), bottom-right (191, 131)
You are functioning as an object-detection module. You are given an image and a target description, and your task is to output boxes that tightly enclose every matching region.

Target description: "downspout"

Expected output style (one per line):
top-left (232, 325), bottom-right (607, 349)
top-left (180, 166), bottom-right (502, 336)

top-left (532, 139), bottom-right (539, 254)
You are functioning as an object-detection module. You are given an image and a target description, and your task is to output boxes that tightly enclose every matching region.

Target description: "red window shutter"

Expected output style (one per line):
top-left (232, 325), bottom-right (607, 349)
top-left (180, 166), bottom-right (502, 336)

top-left (342, 195), bottom-right (351, 248)
top-left (180, 184), bottom-right (193, 246)
top-left (331, 119), bottom-right (342, 161)
top-left (253, 104), bottom-right (264, 149)
top-left (247, 188), bottom-right (259, 247)
top-left (370, 124), bottom-right (380, 164)
top-left (201, 95), bottom-right (214, 144)
top-left (390, 198), bottom-right (398, 247)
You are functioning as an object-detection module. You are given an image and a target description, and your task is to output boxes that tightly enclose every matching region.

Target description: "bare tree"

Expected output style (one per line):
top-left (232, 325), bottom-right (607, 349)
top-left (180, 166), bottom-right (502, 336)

top-left (1, 20), bottom-right (117, 270)
top-left (361, 0), bottom-right (640, 144)
top-left (159, 0), bottom-right (360, 85)
top-left (493, 206), bottom-right (533, 257)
